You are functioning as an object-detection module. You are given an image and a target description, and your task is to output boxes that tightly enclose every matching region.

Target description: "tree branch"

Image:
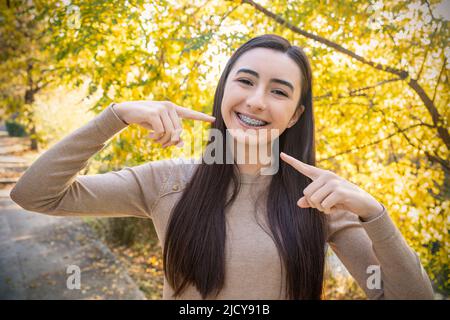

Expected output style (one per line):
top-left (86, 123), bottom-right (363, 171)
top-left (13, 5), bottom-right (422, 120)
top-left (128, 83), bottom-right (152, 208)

top-left (432, 56), bottom-right (446, 103)
top-left (318, 123), bottom-right (428, 163)
top-left (416, 24), bottom-right (439, 80)
top-left (314, 77), bottom-right (402, 101)
top-left (391, 120), bottom-right (450, 173)
top-left (424, 0), bottom-right (436, 20)
top-left (240, 0), bottom-right (450, 151)
top-left (241, 0), bottom-right (409, 78)
top-left (372, 102), bottom-right (448, 172)
top-left (408, 76), bottom-right (450, 148)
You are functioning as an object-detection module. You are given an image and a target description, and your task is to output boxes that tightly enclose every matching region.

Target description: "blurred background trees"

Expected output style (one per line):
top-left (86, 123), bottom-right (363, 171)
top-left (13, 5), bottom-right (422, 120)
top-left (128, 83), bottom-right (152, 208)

top-left (1, 0), bottom-right (448, 297)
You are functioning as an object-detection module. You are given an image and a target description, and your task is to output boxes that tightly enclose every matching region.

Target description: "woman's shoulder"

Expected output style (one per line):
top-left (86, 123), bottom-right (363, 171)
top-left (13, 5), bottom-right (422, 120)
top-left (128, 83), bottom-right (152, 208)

top-left (156, 156), bottom-right (200, 173)
top-left (166, 156), bottom-right (200, 182)
top-left (123, 157), bottom-right (200, 202)
top-left (137, 156), bottom-right (200, 186)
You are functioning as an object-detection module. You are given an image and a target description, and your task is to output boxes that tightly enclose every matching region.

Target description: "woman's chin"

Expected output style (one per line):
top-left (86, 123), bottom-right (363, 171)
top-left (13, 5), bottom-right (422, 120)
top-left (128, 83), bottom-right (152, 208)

top-left (228, 130), bottom-right (276, 147)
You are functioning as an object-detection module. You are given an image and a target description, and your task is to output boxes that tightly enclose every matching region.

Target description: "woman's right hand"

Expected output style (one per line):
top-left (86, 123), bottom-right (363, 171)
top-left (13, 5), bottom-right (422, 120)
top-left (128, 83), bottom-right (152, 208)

top-left (113, 100), bottom-right (216, 148)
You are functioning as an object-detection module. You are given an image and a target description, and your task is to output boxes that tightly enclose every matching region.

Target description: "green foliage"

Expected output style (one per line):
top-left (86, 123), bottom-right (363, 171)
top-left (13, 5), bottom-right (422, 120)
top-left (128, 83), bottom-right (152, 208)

top-left (105, 218), bottom-right (158, 247)
top-left (5, 120), bottom-right (27, 137)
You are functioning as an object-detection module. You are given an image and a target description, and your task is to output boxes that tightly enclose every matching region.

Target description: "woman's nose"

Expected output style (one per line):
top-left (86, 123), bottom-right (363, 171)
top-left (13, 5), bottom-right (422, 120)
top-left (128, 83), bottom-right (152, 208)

top-left (246, 89), bottom-right (267, 111)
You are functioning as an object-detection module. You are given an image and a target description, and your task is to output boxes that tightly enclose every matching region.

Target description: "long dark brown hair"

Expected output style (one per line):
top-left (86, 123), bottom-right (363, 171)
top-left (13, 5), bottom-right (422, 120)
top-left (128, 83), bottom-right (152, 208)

top-left (163, 34), bottom-right (328, 299)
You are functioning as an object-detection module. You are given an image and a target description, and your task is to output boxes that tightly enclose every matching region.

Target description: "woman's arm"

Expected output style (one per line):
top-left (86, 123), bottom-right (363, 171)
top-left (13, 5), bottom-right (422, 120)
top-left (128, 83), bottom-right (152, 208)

top-left (327, 207), bottom-right (435, 299)
top-left (10, 101), bottom-right (213, 218)
top-left (279, 152), bottom-right (435, 299)
top-left (10, 104), bottom-right (163, 218)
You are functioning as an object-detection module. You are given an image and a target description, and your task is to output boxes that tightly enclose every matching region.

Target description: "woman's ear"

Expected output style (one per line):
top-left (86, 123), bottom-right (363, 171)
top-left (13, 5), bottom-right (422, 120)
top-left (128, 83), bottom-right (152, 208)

top-left (287, 105), bottom-right (305, 128)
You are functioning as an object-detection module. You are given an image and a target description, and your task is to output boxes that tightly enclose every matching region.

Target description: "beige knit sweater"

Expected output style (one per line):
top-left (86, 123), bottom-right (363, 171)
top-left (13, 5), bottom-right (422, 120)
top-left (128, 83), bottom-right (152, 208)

top-left (10, 104), bottom-right (435, 300)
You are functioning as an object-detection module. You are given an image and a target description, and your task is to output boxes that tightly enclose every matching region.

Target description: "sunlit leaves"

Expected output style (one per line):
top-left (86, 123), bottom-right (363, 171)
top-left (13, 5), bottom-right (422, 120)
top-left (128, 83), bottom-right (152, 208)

top-left (1, 0), bottom-right (448, 296)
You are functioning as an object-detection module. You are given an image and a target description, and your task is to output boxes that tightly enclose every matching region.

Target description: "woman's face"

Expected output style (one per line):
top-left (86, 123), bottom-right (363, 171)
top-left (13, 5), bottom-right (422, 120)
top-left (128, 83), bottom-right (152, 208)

top-left (221, 47), bottom-right (304, 145)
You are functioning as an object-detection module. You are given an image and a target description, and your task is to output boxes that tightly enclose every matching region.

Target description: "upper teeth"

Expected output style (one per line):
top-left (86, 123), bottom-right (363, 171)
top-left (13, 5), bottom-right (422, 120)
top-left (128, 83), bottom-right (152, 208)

top-left (237, 113), bottom-right (268, 126)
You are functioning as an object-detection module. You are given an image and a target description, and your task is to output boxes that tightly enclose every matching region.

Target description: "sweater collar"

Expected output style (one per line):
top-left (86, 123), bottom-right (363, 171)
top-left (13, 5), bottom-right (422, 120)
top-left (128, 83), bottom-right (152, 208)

top-left (238, 170), bottom-right (274, 184)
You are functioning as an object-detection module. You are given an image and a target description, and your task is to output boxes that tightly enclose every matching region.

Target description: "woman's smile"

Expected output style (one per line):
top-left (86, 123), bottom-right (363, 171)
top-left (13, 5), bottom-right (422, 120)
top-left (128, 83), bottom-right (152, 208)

top-left (233, 110), bottom-right (271, 130)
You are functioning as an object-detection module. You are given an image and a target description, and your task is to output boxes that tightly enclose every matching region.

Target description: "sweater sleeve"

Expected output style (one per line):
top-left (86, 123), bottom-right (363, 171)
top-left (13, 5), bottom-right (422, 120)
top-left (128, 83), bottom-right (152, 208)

top-left (326, 204), bottom-right (435, 299)
top-left (10, 103), bottom-right (171, 219)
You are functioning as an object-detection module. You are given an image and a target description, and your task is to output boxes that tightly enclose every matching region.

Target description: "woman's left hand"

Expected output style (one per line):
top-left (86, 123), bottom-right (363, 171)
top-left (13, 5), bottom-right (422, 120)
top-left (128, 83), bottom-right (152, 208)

top-left (280, 152), bottom-right (384, 221)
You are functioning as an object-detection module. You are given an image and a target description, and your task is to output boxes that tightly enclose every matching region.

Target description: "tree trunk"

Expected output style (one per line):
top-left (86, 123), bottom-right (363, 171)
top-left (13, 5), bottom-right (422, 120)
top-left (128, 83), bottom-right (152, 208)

top-left (25, 89), bottom-right (38, 151)
top-left (29, 124), bottom-right (38, 151)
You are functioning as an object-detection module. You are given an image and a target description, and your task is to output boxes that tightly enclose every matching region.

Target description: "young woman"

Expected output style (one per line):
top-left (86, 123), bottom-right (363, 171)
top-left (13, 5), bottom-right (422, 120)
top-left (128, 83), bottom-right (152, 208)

top-left (10, 34), bottom-right (434, 300)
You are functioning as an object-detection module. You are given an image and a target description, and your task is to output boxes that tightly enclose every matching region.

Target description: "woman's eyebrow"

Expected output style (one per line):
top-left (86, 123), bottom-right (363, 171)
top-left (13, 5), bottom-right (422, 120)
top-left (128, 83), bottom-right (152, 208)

top-left (235, 68), bottom-right (294, 93)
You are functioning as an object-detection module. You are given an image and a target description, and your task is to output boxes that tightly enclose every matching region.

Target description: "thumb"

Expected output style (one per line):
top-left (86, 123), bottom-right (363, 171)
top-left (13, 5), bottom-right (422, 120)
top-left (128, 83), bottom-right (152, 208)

top-left (297, 197), bottom-right (310, 208)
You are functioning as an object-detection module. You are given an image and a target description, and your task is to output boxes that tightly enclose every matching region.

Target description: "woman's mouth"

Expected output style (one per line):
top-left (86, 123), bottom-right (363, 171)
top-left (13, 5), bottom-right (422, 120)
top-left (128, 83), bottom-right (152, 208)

top-left (234, 112), bottom-right (270, 128)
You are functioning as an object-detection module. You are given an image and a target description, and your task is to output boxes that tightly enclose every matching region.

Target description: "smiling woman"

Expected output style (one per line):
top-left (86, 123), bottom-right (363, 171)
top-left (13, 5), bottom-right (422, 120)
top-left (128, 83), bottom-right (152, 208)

top-left (220, 47), bottom-right (305, 175)
top-left (10, 34), bottom-right (434, 300)
top-left (163, 35), bottom-right (330, 299)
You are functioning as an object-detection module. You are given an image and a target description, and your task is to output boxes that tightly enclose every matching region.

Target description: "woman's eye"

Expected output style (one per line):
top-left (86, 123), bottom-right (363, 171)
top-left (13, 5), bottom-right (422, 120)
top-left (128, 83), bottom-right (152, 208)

top-left (237, 79), bottom-right (288, 97)
top-left (273, 90), bottom-right (288, 97)
top-left (237, 79), bottom-right (253, 85)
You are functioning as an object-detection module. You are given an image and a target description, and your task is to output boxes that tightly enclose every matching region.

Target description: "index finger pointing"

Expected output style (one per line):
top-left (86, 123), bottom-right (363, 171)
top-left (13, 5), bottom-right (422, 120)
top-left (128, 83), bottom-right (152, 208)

top-left (280, 152), bottom-right (320, 180)
top-left (175, 105), bottom-right (216, 123)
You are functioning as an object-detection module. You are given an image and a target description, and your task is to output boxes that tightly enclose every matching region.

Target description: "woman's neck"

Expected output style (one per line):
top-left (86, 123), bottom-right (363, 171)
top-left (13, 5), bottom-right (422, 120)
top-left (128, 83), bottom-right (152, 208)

top-left (233, 141), bottom-right (274, 175)
top-left (237, 163), bottom-right (264, 175)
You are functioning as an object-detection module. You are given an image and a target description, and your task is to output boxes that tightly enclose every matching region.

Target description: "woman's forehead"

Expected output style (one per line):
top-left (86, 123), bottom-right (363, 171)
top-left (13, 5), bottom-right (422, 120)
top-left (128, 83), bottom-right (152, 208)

top-left (230, 48), bottom-right (301, 87)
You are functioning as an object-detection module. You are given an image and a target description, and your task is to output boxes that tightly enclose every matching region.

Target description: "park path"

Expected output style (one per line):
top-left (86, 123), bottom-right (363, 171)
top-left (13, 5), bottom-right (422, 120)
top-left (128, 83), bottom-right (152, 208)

top-left (0, 130), bottom-right (146, 299)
